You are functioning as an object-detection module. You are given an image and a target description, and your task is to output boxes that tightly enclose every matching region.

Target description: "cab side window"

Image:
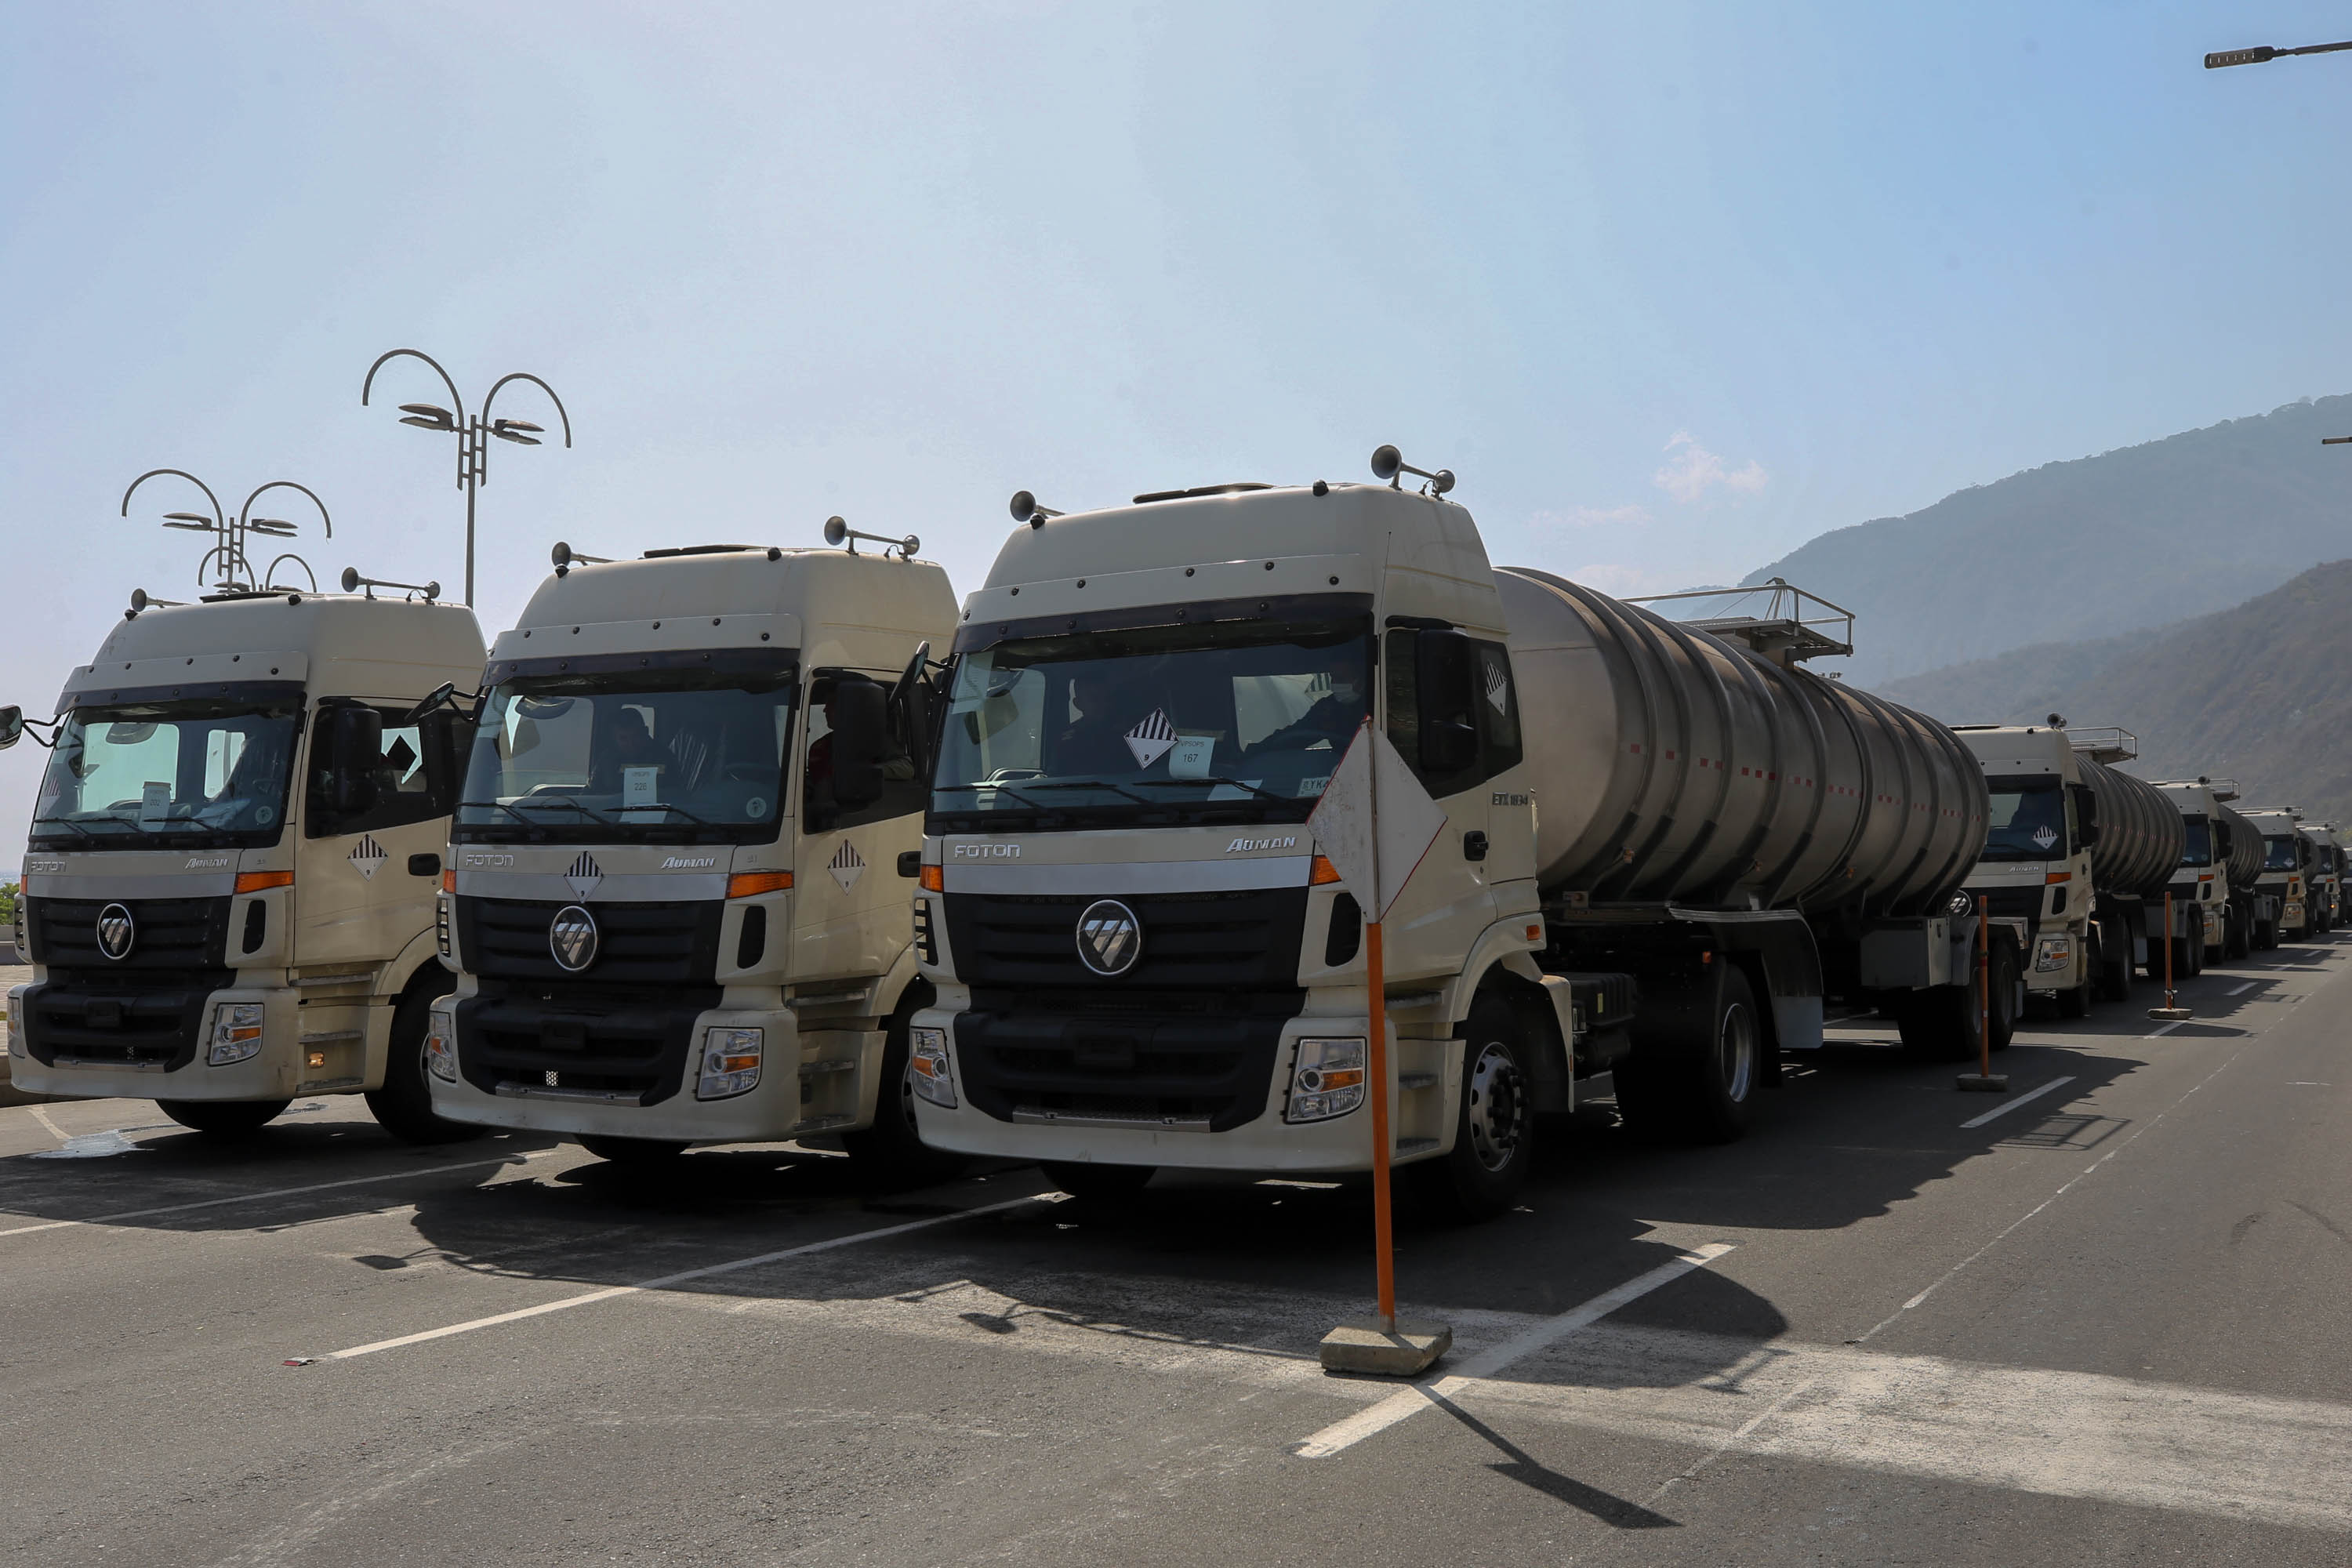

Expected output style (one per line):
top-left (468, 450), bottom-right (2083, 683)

top-left (804, 673), bottom-right (924, 834)
top-left (1384, 629), bottom-right (1523, 796)
top-left (306, 703), bottom-right (462, 838)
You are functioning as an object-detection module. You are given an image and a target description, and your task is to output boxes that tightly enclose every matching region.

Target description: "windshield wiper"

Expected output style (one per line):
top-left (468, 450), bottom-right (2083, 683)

top-left (30, 815), bottom-right (111, 840)
top-left (619, 801), bottom-right (723, 827)
top-left (1130, 775), bottom-right (1291, 805)
top-left (1025, 779), bottom-right (1159, 808)
top-left (459, 799), bottom-right (558, 830)
top-left (505, 797), bottom-right (620, 826)
top-left (935, 781), bottom-right (1053, 812)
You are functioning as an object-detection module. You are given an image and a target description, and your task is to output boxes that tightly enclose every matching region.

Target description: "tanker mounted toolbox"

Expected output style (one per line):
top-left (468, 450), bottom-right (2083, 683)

top-left (424, 529), bottom-right (963, 1174)
top-left (906, 453), bottom-right (1995, 1220)
top-left (6, 584), bottom-right (488, 1140)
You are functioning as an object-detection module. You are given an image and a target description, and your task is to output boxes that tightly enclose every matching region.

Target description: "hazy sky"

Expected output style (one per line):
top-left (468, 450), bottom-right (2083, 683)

top-left (5, 2), bottom-right (2350, 859)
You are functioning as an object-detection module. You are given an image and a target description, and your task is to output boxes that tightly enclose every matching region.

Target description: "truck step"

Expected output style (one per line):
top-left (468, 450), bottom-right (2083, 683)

top-left (1397, 1072), bottom-right (1439, 1090)
top-left (797, 1058), bottom-right (858, 1079)
top-left (299, 1029), bottom-right (364, 1045)
top-left (790, 1113), bottom-right (859, 1134)
top-left (1394, 1138), bottom-right (1439, 1155)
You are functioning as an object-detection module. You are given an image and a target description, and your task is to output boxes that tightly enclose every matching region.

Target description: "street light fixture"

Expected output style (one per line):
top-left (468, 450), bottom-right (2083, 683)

top-left (121, 469), bottom-right (328, 597)
top-left (361, 347), bottom-right (573, 606)
top-left (2206, 39), bottom-right (2352, 68)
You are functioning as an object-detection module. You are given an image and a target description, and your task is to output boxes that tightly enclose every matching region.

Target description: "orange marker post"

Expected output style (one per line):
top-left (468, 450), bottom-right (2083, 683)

top-left (1958, 893), bottom-right (2007, 1092)
top-left (2149, 891), bottom-right (2192, 1022)
top-left (1366, 918), bottom-right (1394, 1331)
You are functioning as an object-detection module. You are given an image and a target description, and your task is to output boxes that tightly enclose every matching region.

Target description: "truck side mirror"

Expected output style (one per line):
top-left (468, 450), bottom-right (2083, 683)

top-left (1414, 629), bottom-right (1479, 775)
top-left (891, 642), bottom-right (935, 781)
top-left (829, 675), bottom-right (888, 811)
top-left (0, 706), bottom-right (21, 750)
top-left (325, 706), bottom-right (383, 818)
top-left (2070, 783), bottom-right (2100, 848)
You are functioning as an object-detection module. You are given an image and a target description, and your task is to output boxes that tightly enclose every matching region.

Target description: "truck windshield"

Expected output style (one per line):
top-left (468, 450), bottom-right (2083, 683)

top-left (31, 698), bottom-right (299, 850)
top-left (2178, 815), bottom-right (2212, 867)
top-left (453, 670), bottom-right (795, 844)
top-left (2263, 835), bottom-right (2300, 871)
top-left (931, 616), bottom-right (1373, 830)
top-left (1978, 775), bottom-right (2067, 862)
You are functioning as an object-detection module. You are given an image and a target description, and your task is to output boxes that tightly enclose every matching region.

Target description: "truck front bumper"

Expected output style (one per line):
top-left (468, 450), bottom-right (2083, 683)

top-left (908, 1005), bottom-right (1453, 1174)
top-left (6, 981), bottom-right (305, 1102)
top-left (426, 996), bottom-right (882, 1145)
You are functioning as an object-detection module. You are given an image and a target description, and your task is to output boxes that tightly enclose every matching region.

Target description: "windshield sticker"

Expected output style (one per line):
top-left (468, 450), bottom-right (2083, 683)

top-left (1167, 735), bottom-right (1214, 779)
top-left (1484, 659), bottom-right (1509, 714)
top-left (622, 766), bottom-right (659, 809)
top-left (347, 833), bottom-right (387, 880)
top-left (829, 839), bottom-right (867, 891)
top-left (256, 807), bottom-right (274, 824)
top-left (2031, 825), bottom-right (2059, 851)
top-left (1208, 779), bottom-right (1266, 802)
top-left (746, 796), bottom-right (768, 818)
top-left (1124, 709), bottom-right (1177, 769)
top-left (1295, 774), bottom-right (1331, 797)
top-left (139, 782), bottom-right (171, 827)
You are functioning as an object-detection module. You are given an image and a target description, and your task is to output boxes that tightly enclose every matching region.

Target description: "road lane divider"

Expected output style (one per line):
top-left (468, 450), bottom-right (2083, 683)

top-left (1959, 1075), bottom-right (2075, 1129)
top-left (320, 1193), bottom-right (1054, 1361)
top-left (1291, 1242), bottom-right (1737, 1458)
top-left (0, 1149), bottom-right (559, 1239)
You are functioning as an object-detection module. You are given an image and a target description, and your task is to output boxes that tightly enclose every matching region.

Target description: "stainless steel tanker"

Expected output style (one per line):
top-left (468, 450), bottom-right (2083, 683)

top-left (2078, 754), bottom-right (2184, 898)
top-left (1497, 568), bottom-right (1985, 916)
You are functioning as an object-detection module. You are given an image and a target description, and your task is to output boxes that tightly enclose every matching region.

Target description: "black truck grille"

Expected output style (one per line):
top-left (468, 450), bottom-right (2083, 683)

top-left (19, 972), bottom-right (232, 1072)
top-left (941, 887), bottom-right (1308, 991)
top-left (453, 896), bottom-right (724, 985)
top-left (454, 978), bottom-right (723, 1106)
top-left (27, 895), bottom-right (231, 975)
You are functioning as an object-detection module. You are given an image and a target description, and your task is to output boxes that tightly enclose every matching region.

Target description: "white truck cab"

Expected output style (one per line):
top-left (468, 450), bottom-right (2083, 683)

top-left (426, 537), bottom-right (959, 1171)
top-left (6, 588), bottom-right (486, 1138)
top-left (1952, 725), bottom-right (2096, 1011)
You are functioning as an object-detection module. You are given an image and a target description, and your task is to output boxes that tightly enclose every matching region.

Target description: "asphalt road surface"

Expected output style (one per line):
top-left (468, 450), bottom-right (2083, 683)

top-left (5, 935), bottom-right (2350, 1566)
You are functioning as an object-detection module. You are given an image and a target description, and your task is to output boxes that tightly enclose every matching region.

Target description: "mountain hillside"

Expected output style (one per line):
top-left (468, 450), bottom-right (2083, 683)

top-left (1745, 395), bottom-right (2352, 685)
top-left (1872, 560), bottom-right (2352, 823)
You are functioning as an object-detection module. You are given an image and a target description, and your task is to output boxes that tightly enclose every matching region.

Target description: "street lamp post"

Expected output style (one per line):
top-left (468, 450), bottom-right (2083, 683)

top-left (121, 468), bottom-right (328, 598)
top-left (361, 348), bottom-right (573, 607)
top-left (2205, 38), bottom-right (2352, 69)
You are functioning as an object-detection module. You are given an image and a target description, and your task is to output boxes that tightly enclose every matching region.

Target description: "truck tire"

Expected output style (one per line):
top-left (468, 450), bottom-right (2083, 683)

top-left (2226, 909), bottom-right (2250, 960)
top-left (2056, 977), bottom-right (2091, 1019)
top-left (2255, 916), bottom-right (2276, 951)
top-left (577, 1134), bottom-right (689, 1165)
top-left (158, 1098), bottom-right (292, 1137)
top-left (2188, 921), bottom-right (2208, 975)
top-left (1988, 939), bottom-right (2020, 1051)
top-left (1041, 1162), bottom-right (1154, 1203)
top-left (1617, 967), bottom-right (1761, 1144)
top-left (2096, 933), bottom-right (2134, 1003)
top-left (1897, 941), bottom-right (2014, 1059)
top-left (1406, 995), bottom-right (1535, 1220)
top-left (840, 1003), bottom-right (966, 1190)
top-left (365, 984), bottom-right (484, 1146)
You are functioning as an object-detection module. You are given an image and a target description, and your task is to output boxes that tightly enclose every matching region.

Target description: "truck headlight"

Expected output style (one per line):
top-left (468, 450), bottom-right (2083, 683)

top-left (2033, 934), bottom-right (2074, 973)
top-left (207, 1002), bottom-right (266, 1065)
top-left (424, 1012), bottom-right (458, 1083)
top-left (908, 1026), bottom-right (956, 1108)
top-left (1285, 1036), bottom-right (1367, 1123)
top-left (696, 1027), bottom-right (763, 1100)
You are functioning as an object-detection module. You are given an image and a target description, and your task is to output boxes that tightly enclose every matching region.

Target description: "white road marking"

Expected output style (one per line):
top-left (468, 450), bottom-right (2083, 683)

top-left (1958, 1074), bottom-right (2075, 1129)
top-left (0, 1149), bottom-right (558, 1239)
top-left (1857, 1043), bottom-right (2250, 1343)
top-left (322, 1194), bottom-right (1053, 1359)
top-left (2227, 981), bottom-right (2256, 996)
top-left (2144, 1020), bottom-right (2187, 1039)
top-left (25, 1103), bottom-right (71, 1143)
top-left (1291, 1242), bottom-right (1737, 1458)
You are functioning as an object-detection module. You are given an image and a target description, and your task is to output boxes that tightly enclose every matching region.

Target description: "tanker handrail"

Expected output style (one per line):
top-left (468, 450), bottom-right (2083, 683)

top-left (1623, 577), bottom-right (1856, 663)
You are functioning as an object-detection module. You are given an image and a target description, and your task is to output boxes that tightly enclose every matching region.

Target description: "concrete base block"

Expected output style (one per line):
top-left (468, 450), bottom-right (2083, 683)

top-left (1319, 1319), bottom-right (1452, 1377)
top-left (1955, 1073), bottom-right (2009, 1093)
top-left (2147, 1007), bottom-right (2194, 1022)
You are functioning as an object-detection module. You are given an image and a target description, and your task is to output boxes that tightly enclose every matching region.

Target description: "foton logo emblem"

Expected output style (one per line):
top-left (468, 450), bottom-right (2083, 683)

top-left (659, 855), bottom-right (717, 869)
top-left (1226, 836), bottom-right (1297, 852)
top-left (953, 844), bottom-right (1021, 858)
top-left (463, 852), bottom-right (515, 868)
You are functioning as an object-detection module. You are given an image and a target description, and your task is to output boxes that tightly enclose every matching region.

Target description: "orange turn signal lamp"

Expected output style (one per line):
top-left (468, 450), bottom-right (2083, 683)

top-left (2045, 871), bottom-right (2072, 884)
top-left (728, 870), bottom-right (793, 898)
top-left (234, 869), bottom-right (293, 895)
top-left (1309, 855), bottom-right (1341, 886)
top-left (442, 869), bottom-right (456, 894)
top-left (919, 865), bottom-right (944, 892)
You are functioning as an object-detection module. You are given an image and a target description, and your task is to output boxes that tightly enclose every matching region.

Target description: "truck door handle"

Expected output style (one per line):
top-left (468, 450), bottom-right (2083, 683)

top-left (408, 853), bottom-right (441, 877)
top-left (1463, 830), bottom-right (1489, 862)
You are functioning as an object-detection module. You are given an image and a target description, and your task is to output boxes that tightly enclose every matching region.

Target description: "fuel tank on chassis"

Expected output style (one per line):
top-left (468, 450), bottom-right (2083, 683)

top-left (1495, 568), bottom-right (1986, 915)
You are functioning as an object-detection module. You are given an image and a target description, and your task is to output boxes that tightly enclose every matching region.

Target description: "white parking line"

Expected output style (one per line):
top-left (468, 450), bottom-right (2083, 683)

top-left (1959, 1075), bottom-right (2075, 1129)
top-left (1291, 1242), bottom-right (1737, 1458)
top-left (2226, 981), bottom-right (2256, 996)
top-left (2145, 1020), bottom-right (2187, 1040)
top-left (323, 1193), bottom-right (1053, 1360)
top-left (0, 1149), bottom-right (558, 1239)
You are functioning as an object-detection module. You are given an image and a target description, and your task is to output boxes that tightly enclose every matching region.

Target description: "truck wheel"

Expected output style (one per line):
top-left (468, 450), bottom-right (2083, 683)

top-left (1041, 1162), bottom-right (1154, 1203)
top-left (2056, 979), bottom-right (2090, 1019)
top-left (365, 985), bottom-right (484, 1146)
top-left (158, 1098), bottom-right (292, 1137)
top-left (840, 1006), bottom-right (967, 1190)
top-left (577, 1134), bottom-right (689, 1165)
top-left (1407, 996), bottom-right (1535, 1221)
top-left (1617, 968), bottom-right (1761, 1143)
top-left (2096, 935), bottom-right (2133, 1003)
top-left (1987, 940), bottom-right (2020, 1050)
top-left (2188, 922), bottom-right (2208, 975)
top-left (2226, 910), bottom-right (2250, 960)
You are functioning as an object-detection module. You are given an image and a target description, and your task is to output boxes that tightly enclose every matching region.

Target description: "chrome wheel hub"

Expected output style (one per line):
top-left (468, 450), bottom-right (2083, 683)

top-left (1464, 1040), bottom-right (1527, 1172)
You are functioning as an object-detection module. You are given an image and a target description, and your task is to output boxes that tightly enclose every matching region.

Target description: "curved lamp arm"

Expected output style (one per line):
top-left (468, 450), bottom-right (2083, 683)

top-left (263, 554), bottom-right (319, 593)
top-left (122, 468), bottom-right (226, 528)
top-left (480, 371), bottom-right (574, 447)
top-left (361, 347), bottom-right (467, 421)
top-left (239, 479), bottom-right (333, 539)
